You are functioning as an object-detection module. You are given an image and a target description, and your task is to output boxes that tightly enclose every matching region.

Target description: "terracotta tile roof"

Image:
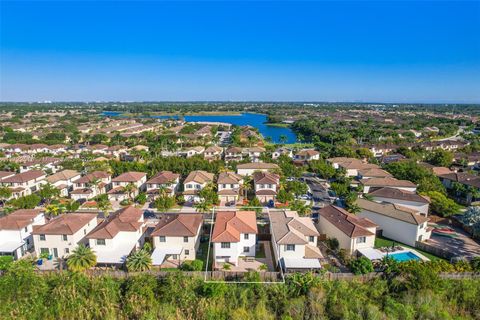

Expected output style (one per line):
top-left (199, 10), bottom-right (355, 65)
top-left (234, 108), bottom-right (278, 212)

top-left (358, 168), bottom-right (393, 178)
top-left (439, 172), bottom-right (480, 188)
top-left (74, 171), bottom-right (110, 184)
top-left (32, 213), bottom-right (97, 235)
top-left (296, 149), bottom-right (320, 156)
top-left (253, 172), bottom-right (280, 185)
top-left (217, 172), bottom-right (242, 184)
top-left (218, 189), bottom-right (239, 196)
top-left (151, 214), bottom-right (203, 237)
top-left (319, 205), bottom-right (377, 238)
top-left (356, 198), bottom-right (428, 225)
top-left (361, 177), bottom-right (416, 188)
top-left (369, 187), bottom-right (430, 204)
top-left (205, 146), bottom-right (223, 153)
top-left (112, 171), bottom-right (146, 182)
top-left (0, 171), bottom-right (15, 180)
top-left (184, 170), bottom-right (214, 184)
top-left (225, 146), bottom-right (243, 153)
top-left (237, 162), bottom-right (279, 170)
top-left (86, 206), bottom-right (143, 239)
top-left (255, 189), bottom-right (277, 196)
top-left (146, 171), bottom-right (180, 184)
top-left (270, 210), bottom-right (319, 245)
top-left (70, 188), bottom-right (94, 195)
top-left (1, 170), bottom-right (44, 183)
top-left (46, 170), bottom-right (80, 184)
top-left (0, 209), bottom-right (43, 230)
top-left (212, 211), bottom-right (258, 242)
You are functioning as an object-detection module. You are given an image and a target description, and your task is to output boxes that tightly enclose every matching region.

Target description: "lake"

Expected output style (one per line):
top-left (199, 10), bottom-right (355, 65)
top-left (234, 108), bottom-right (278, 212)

top-left (101, 112), bottom-right (297, 143)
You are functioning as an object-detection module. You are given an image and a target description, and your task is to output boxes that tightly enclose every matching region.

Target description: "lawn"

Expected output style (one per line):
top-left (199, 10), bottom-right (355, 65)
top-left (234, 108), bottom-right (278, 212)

top-left (197, 241), bottom-right (213, 271)
top-left (374, 236), bottom-right (445, 261)
top-left (255, 243), bottom-right (266, 259)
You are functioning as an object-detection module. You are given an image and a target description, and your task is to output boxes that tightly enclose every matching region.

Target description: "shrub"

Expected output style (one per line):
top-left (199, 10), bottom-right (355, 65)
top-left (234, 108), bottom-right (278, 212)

top-left (349, 257), bottom-right (374, 275)
top-left (180, 259), bottom-right (204, 271)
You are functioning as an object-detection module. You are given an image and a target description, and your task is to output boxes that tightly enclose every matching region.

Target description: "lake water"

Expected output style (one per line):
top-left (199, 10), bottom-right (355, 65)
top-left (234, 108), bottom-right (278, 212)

top-left (102, 112), bottom-right (297, 143)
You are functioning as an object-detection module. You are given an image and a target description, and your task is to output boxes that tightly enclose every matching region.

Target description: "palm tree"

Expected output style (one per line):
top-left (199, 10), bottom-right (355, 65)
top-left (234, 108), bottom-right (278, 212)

top-left (279, 134), bottom-right (288, 145)
top-left (67, 244), bottom-right (97, 272)
top-left (126, 249), bottom-right (152, 272)
top-left (88, 178), bottom-right (101, 196)
top-left (64, 200), bottom-right (80, 213)
top-left (45, 203), bottom-right (65, 218)
top-left (195, 200), bottom-right (211, 214)
top-left (242, 176), bottom-right (252, 200)
top-left (0, 186), bottom-right (12, 207)
top-left (96, 197), bottom-right (112, 217)
top-left (123, 183), bottom-right (137, 201)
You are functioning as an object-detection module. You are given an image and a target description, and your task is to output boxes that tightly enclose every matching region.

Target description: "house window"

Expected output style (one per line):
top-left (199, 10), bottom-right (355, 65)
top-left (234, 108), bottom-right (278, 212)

top-left (62, 235), bottom-right (68, 241)
top-left (96, 239), bottom-right (106, 246)
top-left (286, 244), bottom-right (295, 251)
top-left (230, 184), bottom-right (234, 188)
top-left (244, 234), bottom-right (249, 240)
top-left (185, 250), bottom-right (189, 255)
top-left (65, 248), bottom-right (70, 254)
top-left (268, 184), bottom-right (273, 188)
top-left (243, 246), bottom-right (250, 253)
top-left (40, 248), bottom-right (49, 255)
top-left (39, 234), bottom-right (46, 241)
top-left (186, 184), bottom-right (192, 189)
top-left (221, 242), bottom-right (230, 249)
top-left (159, 236), bottom-right (166, 242)
top-left (356, 237), bottom-right (366, 244)
top-left (222, 184), bottom-right (226, 188)
top-left (183, 236), bottom-right (188, 243)
top-left (309, 236), bottom-right (315, 242)
top-left (24, 227), bottom-right (28, 232)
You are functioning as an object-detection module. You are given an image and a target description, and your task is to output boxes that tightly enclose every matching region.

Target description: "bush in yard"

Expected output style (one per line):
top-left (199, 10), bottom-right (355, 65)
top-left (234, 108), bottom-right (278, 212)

top-left (180, 259), bottom-right (204, 271)
top-left (471, 257), bottom-right (480, 272)
top-left (349, 257), bottom-right (374, 275)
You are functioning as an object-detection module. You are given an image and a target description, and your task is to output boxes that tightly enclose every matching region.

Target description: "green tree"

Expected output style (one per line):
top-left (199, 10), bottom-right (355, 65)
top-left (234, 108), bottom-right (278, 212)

top-left (66, 244), bottom-right (97, 272)
top-left (426, 149), bottom-right (454, 167)
top-left (9, 194), bottom-right (41, 209)
top-left (349, 257), bottom-right (374, 275)
top-left (422, 191), bottom-right (461, 217)
top-left (38, 183), bottom-right (60, 205)
top-left (154, 195), bottom-right (176, 212)
top-left (126, 249), bottom-right (152, 272)
top-left (0, 186), bottom-right (12, 207)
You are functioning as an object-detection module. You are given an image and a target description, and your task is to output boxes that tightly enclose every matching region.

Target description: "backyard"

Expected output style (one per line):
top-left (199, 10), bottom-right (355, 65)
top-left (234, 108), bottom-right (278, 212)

top-left (374, 236), bottom-right (445, 261)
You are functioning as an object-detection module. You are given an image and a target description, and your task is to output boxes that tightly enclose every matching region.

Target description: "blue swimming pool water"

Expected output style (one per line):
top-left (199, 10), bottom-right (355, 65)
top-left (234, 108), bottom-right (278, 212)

top-left (389, 251), bottom-right (421, 262)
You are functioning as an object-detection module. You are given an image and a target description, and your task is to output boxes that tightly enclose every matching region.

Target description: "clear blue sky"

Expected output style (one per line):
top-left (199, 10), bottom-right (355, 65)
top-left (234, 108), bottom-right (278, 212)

top-left (1, 1), bottom-right (479, 103)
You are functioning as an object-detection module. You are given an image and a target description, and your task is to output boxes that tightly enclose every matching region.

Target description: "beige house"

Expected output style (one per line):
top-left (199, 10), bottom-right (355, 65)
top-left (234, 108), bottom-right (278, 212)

top-left (71, 171), bottom-right (111, 201)
top-left (327, 157), bottom-right (380, 177)
top-left (204, 146), bottom-right (223, 161)
top-left (146, 171), bottom-right (180, 198)
top-left (294, 149), bottom-right (320, 162)
top-left (217, 172), bottom-right (243, 204)
top-left (253, 172), bottom-right (280, 204)
top-left (224, 146), bottom-right (243, 162)
top-left (0, 170), bottom-right (46, 199)
top-left (46, 169), bottom-right (81, 197)
top-left (150, 213), bottom-right (203, 267)
top-left (360, 177), bottom-right (417, 193)
top-left (317, 205), bottom-right (377, 255)
top-left (108, 172), bottom-right (147, 202)
top-left (32, 213), bottom-right (98, 259)
top-left (183, 170), bottom-right (215, 203)
top-left (236, 162), bottom-right (280, 176)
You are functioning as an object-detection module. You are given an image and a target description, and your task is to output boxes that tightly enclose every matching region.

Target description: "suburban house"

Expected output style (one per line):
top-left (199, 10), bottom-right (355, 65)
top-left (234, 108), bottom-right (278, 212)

top-left (86, 206), bottom-right (146, 265)
top-left (317, 205), bottom-right (377, 255)
top-left (204, 146), bottom-right (224, 161)
top-left (19, 157), bottom-right (62, 174)
top-left (438, 172), bottom-right (480, 204)
top-left (212, 210), bottom-right (258, 267)
top-left (0, 209), bottom-right (46, 260)
top-left (360, 177), bottom-right (417, 193)
top-left (183, 170), bottom-right (215, 203)
top-left (224, 146), bottom-right (243, 162)
top-left (145, 171), bottom-right (180, 198)
top-left (242, 147), bottom-right (266, 162)
top-left (294, 149), bottom-right (320, 163)
top-left (70, 171), bottom-right (111, 201)
top-left (217, 172), bottom-right (243, 205)
top-left (357, 168), bottom-right (393, 180)
top-left (236, 162), bottom-right (280, 176)
top-left (184, 146), bottom-right (205, 158)
top-left (0, 170), bottom-right (46, 199)
top-left (32, 213), bottom-right (98, 259)
top-left (272, 147), bottom-right (293, 160)
top-left (270, 210), bottom-right (322, 272)
top-left (150, 213), bottom-right (203, 267)
top-left (356, 198), bottom-right (431, 247)
top-left (46, 170), bottom-right (81, 197)
top-left (254, 172), bottom-right (280, 204)
top-left (368, 187), bottom-right (430, 215)
top-left (108, 171), bottom-right (147, 202)
top-left (327, 157), bottom-right (380, 177)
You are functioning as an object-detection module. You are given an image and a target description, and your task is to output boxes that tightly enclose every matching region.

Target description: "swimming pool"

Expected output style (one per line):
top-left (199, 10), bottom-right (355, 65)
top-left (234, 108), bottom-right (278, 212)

top-left (388, 251), bottom-right (422, 262)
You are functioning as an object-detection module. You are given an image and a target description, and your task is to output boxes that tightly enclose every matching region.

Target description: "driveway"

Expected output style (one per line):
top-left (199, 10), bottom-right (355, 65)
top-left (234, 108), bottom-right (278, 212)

top-left (426, 224), bottom-right (480, 258)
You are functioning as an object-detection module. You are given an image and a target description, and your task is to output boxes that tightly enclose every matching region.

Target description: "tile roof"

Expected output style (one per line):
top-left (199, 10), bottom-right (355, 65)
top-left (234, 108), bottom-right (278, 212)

top-left (46, 170), bottom-right (80, 184)
top-left (237, 162), bottom-right (279, 170)
top-left (151, 213), bottom-right (203, 237)
top-left (212, 211), bottom-right (258, 243)
top-left (112, 171), bottom-right (146, 182)
top-left (1, 170), bottom-right (45, 183)
top-left (86, 206), bottom-right (143, 239)
top-left (74, 171), bottom-right (110, 184)
top-left (146, 171), bottom-right (180, 184)
top-left (253, 171), bottom-right (280, 185)
top-left (270, 210), bottom-right (319, 245)
top-left (318, 205), bottom-right (377, 238)
top-left (217, 172), bottom-right (242, 184)
top-left (360, 177), bottom-right (416, 188)
top-left (356, 198), bottom-right (428, 225)
top-left (184, 170), bottom-right (214, 184)
top-left (0, 209), bottom-right (43, 230)
top-left (439, 172), bottom-right (480, 188)
top-left (369, 187), bottom-right (430, 204)
top-left (32, 213), bottom-right (97, 235)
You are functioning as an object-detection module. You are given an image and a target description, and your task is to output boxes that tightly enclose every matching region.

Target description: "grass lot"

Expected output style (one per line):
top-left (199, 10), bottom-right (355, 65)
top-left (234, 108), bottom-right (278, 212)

top-left (374, 236), bottom-right (445, 261)
top-left (255, 243), bottom-right (266, 258)
top-left (197, 241), bottom-right (213, 271)
top-left (265, 123), bottom-right (290, 128)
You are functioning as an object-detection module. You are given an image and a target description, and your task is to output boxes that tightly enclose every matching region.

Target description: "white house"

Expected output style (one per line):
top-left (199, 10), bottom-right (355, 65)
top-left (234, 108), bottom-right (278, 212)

top-left (224, 146), bottom-right (243, 162)
top-left (368, 187), bottom-right (430, 215)
top-left (0, 209), bottom-right (46, 260)
top-left (46, 170), bottom-right (81, 197)
top-left (86, 206), bottom-right (146, 265)
top-left (360, 177), bottom-right (417, 193)
top-left (0, 170), bottom-right (46, 199)
top-left (317, 205), bottom-right (377, 255)
top-left (183, 170), bottom-right (215, 203)
top-left (270, 210), bottom-right (322, 272)
top-left (236, 162), bottom-right (280, 176)
top-left (184, 146), bottom-right (205, 158)
top-left (150, 213), bottom-right (203, 267)
top-left (146, 171), bottom-right (180, 198)
top-left (212, 210), bottom-right (258, 267)
top-left (32, 213), bottom-right (98, 259)
top-left (327, 157), bottom-right (380, 177)
top-left (204, 146), bottom-right (223, 161)
top-left (294, 149), bottom-right (320, 162)
top-left (272, 147), bottom-right (293, 160)
top-left (253, 171), bottom-right (280, 204)
top-left (70, 171), bottom-right (111, 201)
top-left (108, 171), bottom-right (147, 202)
top-left (217, 172), bottom-right (243, 204)
top-left (356, 198), bottom-right (431, 247)
top-left (242, 147), bottom-right (266, 162)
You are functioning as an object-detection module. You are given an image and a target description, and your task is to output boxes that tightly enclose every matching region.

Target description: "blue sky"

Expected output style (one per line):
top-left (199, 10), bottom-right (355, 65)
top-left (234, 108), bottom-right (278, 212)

top-left (1, 1), bottom-right (479, 103)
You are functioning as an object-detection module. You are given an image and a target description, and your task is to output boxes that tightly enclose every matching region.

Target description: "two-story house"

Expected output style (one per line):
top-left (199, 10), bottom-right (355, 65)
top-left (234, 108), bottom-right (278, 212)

top-left (204, 146), bottom-right (223, 161)
top-left (253, 171), bottom-right (280, 204)
top-left (70, 171), bottom-right (112, 201)
top-left (108, 171), bottom-right (147, 202)
top-left (32, 213), bottom-right (98, 259)
top-left (212, 210), bottom-right (258, 267)
top-left (224, 146), bottom-right (243, 162)
top-left (368, 187), bottom-right (430, 215)
top-left (294, 149), bottom-right (320, 163)
top-left (242, 147), bottom-right (266, 162)
top-left (270, 210), bottom-right (322, 272)
top-left (217, 172), bottom-right (243, 205)
top-left (150, 213), bottom-right (203, 267)
top-left (184, 146), bottom-right (205, 158)
top-left (46, 170), bottom-right (81, 197)
top-left (86, 206), bottom-right (146, 265)
top-left (146, 171), bottom-right (180, 198)
top-left (0, 170), bottom-right (46, 199)
top-left (317, 205), bottom-right (378, 255)
top-left (236, 162), bottom-right (280, 176)
top-left (183, 170), bottom-right (215, 203)
top-left (360, 177), bottom-right (417, 193)
top-left (0, 209), bottom-right (46, 260)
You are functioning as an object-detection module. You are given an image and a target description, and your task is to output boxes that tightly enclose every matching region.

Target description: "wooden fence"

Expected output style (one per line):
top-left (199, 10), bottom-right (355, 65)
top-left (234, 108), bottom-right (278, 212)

top-left (415, 241), bottom-right (455, 260)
